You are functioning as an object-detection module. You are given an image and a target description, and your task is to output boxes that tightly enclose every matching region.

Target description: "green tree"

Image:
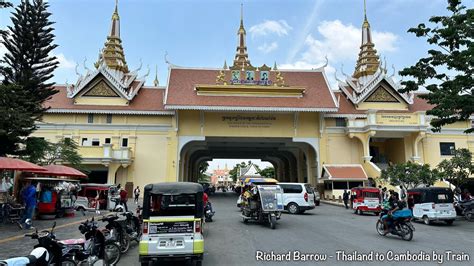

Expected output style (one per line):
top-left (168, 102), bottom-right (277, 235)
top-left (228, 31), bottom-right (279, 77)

top-left (437, 148), bottom-right (474, 188)
top-left (399, 0), bottom-right (473, 133)
top-left (229, 161), bottom-right (248, 181)
top-left (197, 161), bottom-right (209, 182)
top-left (258, 167), bottom-right (275, 178)
top-left (0, 0), bottom-right (58, 155)
top-left (22, 138), bottom-right (83, 170)
top-left (381, 161), bottom-right (441, 190)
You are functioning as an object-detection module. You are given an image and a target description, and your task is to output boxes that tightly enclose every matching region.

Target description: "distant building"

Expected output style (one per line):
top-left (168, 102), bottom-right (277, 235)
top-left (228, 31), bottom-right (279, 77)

top-left (211, 165), bottom-right (232, 187)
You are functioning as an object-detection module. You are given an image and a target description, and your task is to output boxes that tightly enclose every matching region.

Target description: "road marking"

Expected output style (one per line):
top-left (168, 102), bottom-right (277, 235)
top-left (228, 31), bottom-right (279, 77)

top-left (0, 218), bottom-right (88, 244)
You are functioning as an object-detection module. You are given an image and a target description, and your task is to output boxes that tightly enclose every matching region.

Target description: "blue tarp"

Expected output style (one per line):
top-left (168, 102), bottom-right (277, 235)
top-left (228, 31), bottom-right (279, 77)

top-left (392, 209), bottom-right (412, 218)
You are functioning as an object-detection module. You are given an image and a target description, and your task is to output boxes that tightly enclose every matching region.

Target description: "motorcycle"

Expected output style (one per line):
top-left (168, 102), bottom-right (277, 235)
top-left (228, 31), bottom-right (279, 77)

top-left (27, 221), bottom-right (77, 265)
top-left (0, 247), bottom-right (50, 266)
top-left (119, 210), bottom-right (142, 243)
top-left (110, 197), bottom-right (125, 213)
top-left (63, 217), bottom-right (121, 265)
top-left (204, 202), bottom-right (215, 222)
top-left (99, 214), bottom-right (130, 254)
top-left (455, 199), bottom-right (474, 221)
top-left (376, 209), bottom-right (415, 241)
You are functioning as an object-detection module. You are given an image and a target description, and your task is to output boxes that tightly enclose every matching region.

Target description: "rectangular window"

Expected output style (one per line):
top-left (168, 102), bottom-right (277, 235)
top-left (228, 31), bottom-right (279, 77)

top-left (332, 181), bottom-right (348, 190)
top-left (88, 114), bottom-right (94, 123)
top-left (81, 138), bottom-right (88, 146)
top-left (440, 142), bottom-right (455, 155)
top-left (106, 114), bottom-right (112, 124)
top-left (91, 138), bottom-right (100, 146)
top-left (121, 138), bottom-right (128, 147)
top-left (335, 118), bottom-right (347, 127)
top-left (105, 138), bottom-right (111, 144)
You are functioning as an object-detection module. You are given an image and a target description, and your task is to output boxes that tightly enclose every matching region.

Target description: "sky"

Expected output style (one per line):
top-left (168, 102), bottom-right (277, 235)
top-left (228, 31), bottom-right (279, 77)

top-left (0, 0), bottom-right (468, 171)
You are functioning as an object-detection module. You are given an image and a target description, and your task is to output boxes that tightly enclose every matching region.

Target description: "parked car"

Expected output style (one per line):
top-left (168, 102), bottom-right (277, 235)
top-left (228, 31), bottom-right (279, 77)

top-left (407, 187), bottom-right (456, 225)
top-left (278, 183), bottom-right (315, 214)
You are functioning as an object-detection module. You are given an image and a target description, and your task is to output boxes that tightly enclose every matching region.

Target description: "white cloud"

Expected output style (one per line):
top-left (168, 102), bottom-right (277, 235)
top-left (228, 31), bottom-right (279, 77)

top-left (281, 20), bottom-right (398, 90)
top-left (299, 20), bottom-right (398, 63)
top-left (249, 20), bottom-right (292, 38)
top-left (54, 53), bottom-right (76, 70)
top-left (258, 42), bottom-right (278, 54)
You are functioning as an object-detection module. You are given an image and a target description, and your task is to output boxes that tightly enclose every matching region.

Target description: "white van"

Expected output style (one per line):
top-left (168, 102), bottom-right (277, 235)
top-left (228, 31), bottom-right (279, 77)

top-left (408, 187), bottom-right (456, 225)
top-left (278, 183), bottom-right (316, 214)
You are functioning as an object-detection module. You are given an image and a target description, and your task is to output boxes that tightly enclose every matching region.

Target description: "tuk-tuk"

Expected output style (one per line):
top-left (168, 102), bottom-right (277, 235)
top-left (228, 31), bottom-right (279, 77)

top-left (351, 187), bottom-right (381, 215)
top-left (407, 187), bottom-right (456, 225)
top-left (74, 183), bottom-right (119, 211)
top-left (24, 177), bottom-right (80, 219)
top-left (139, 182), bottom-right (204, 266)
top-left (240, 178), bottom-right (284, 229)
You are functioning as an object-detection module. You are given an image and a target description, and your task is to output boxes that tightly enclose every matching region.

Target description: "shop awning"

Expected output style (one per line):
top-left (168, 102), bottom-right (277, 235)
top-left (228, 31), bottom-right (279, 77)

top-left (0, 157), bottom-right (47, 172)
top-left (321, 164), bottom-right (368, 181)
top-left (31, 165), bottom-right (87, 178)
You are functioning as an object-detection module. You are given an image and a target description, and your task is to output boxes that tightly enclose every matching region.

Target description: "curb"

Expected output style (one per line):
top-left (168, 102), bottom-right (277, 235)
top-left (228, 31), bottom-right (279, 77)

top-left (321, 200), bottom-right (345, 207)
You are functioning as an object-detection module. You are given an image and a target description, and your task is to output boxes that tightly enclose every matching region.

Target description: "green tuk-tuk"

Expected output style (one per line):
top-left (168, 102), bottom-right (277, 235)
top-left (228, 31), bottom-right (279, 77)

top-left (139, 182), bottom-right (204, 266)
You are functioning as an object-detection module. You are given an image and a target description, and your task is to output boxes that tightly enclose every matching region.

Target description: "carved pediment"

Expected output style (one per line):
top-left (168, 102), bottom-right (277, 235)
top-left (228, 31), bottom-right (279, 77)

top-left (365, 86), bottom-right (399, 103)
top-left (83, 80), bottom-right (119, 97)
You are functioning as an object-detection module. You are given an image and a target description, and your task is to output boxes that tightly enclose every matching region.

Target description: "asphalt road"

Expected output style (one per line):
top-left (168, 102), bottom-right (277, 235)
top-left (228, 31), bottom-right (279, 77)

top-left (1, 193), bottom-right (473, 265)
top-left (120, 192), bottom-right (474, 266)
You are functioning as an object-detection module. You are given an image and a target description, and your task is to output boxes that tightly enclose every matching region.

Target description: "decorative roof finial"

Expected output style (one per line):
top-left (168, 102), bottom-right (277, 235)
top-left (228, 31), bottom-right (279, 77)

top-left (352, 0), bottom-right (380, 79)
top-left (223, 60), bottom-right (228, 70)
top-left (230, 3), bottom-right (253, 70)
top-left (273, 61), bottom-right (278, 71)
top-left (95, 0), bottom-right (129, 73)
top-left (153, 65), bottom-right (159, 86)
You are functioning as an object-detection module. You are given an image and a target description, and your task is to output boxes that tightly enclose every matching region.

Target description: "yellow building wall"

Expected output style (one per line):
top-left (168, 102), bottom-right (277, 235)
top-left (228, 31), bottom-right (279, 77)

top-left (322, 133), bottom-right (363, 164)
top-left (357, 102), bottom-right (408, 111)
top-left (74, 97), bottom-right (128, 106)
top-left (421, 134), bottom-right (471, 167)
top-left (178, 111), bottom-right (319, 138)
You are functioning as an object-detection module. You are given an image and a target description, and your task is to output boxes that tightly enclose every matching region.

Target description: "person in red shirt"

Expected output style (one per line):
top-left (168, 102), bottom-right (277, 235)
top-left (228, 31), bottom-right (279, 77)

top-left (119, 188), bottom-right (128, 212)
top-left (203, 192), bottom-right (209, 207)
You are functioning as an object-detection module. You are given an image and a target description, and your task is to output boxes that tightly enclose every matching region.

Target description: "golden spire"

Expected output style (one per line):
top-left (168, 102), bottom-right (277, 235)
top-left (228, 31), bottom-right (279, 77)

top-left (95, 0), bottom-right (129, 73)
top-left (230, 3), bottom-right (253, 70)
top-left (353, 0), bottom-right (379, 79)
top-left (223, 60), bottom-right (228, 70)
top-left (153, 65), bottom-right (159, 86)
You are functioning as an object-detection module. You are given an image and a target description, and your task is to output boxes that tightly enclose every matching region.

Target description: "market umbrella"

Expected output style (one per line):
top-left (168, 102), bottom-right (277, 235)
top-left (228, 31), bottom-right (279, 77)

top-left (0, 157), bottom-right (47, 171)
top-left (31, 164), bottom-right (87, 178)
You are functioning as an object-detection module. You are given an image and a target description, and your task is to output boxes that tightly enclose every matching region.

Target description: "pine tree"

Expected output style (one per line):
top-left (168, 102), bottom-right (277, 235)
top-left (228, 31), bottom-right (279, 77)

top-left (0, 0), bottom-right (58, 156)
top-left (399, 0), bottom-right (473, 133)
top-left (1, 0), bottom-right (58, 119)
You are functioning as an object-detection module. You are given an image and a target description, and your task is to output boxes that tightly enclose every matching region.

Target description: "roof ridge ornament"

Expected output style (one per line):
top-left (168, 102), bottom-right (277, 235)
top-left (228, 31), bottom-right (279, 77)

top-left (230, 4), bottom-right (253, 70)
top-left (153, 65), bottom-right (159, 86)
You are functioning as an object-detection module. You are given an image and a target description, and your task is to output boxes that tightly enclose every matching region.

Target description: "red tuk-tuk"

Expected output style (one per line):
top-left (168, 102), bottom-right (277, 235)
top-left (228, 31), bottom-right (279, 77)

top-left (351, 187), bottom-right (381, 215)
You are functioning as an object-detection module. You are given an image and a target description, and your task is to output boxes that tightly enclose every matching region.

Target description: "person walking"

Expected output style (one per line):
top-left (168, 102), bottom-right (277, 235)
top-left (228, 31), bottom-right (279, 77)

top-left (134, 186), bottom-right (140, 204)
top-left (343, 190), bottom-right (349, 209)
top-left (119, 187), bottom-right (128, 212)
top-left (18, 182), bottom-right (36, 230)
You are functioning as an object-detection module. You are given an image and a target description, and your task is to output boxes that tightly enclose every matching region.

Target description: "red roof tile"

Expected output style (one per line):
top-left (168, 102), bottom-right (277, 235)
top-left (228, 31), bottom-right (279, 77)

top-left (165, 68), bottom-right (337, 111)
top-left (323, 165), bottom-right (367, 179)
top-left (45, 86), bottom-right (167, 113)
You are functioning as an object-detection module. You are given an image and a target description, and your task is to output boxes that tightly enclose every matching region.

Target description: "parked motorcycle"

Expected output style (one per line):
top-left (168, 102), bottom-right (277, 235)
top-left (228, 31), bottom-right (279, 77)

top-left (119, 210), bottom-right (141, 243)
top-left (100, 214), bottom-right (130, 254)
top-left (204, 202), bottom-right (215, 222)
top-left (26, 221), bottom-right (77, 265)
top-left (376, 210), bottom-right (415, 241)
top-left (64, 217), bottom-right (121, 265)
top-left (0, 247), bottom-right (50, 266)
top-left (455, 199), bottom-right (474, 221)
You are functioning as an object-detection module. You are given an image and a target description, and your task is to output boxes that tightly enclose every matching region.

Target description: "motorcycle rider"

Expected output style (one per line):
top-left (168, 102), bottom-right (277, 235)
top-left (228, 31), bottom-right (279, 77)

top-left (382, 192), bottom-right (406, 234)
top-left (203, 190), bottom-right (214, 214)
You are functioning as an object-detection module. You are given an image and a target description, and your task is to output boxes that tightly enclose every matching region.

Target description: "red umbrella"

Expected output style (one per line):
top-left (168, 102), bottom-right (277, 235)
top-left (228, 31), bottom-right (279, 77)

top-left (0, 157), bottom-right (47, 171)
top-left (32, 165), bottom-right (87, 178)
